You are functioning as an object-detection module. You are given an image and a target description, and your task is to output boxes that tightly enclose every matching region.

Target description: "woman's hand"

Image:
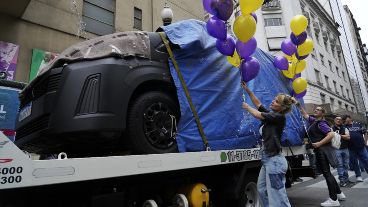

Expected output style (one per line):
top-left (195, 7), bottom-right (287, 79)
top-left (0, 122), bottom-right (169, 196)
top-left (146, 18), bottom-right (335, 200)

top-left (312, 141), bottom-right (322, 149)
top-left (242, 102), bottom-right (250, 110)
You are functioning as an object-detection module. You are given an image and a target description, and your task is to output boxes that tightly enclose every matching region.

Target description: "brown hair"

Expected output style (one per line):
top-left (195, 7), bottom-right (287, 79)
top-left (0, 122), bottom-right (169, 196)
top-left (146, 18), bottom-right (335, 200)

top-left (276, 93), bottom-right (297, 114)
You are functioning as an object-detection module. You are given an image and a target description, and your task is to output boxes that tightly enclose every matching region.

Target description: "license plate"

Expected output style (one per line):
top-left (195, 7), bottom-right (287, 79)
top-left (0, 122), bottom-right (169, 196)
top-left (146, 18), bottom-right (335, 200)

top-left (18, 102), bottom-right (32, 122)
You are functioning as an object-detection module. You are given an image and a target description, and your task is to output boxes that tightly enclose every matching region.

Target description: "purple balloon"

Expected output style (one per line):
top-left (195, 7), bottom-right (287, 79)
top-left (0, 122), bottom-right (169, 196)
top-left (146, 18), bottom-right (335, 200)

top-left (236, 37), bottom-right (257, 59)
top-left (206, 16), bottom-right (227, 40)
top-left (203, 0), bottom-right (217, 15)
top-left (216, 35), bottom-right (235, 56)
top-left (294, 90), bottom-right (307, 99)
top-left (273, 56), bottom-right (289, 70)
top-left (251, 12), bottom-right (257, 23)
top-left (290, 32), bottom-right (307, 45)
top-left (293, 73), bottom-right (302, 79)
top-left (215, 0), bottom-right (233, 21)
top-left (241, 57), bottom-right (260, 82)
top-left (203, 0), bottom-right (233, 21)
top-left (281, 39), bottom-right (297, 56)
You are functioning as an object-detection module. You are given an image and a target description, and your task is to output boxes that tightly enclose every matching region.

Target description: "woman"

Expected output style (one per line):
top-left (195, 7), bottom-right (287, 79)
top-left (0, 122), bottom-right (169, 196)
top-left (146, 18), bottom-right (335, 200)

top-left (241, 82), bottom-right (295, 207)
top-left (299, 105), bottom-right (346, 206)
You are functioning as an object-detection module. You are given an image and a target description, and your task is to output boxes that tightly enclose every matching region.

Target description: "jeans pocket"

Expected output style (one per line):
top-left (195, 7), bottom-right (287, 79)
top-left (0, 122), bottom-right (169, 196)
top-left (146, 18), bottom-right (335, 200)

top-left (269, 173), bottom-right (284, 190)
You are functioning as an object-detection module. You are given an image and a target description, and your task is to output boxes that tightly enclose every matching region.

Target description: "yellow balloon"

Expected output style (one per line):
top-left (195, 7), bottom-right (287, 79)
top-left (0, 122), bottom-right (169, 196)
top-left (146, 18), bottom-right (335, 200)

top-left (240, 0), bottom-right (264, 14)
top-left (227, 51), bottom-right (241, 68)
top-left (290, 15), bottom-right (308, 35)
top-left (292, 77), bottom-right (308, 94)
top-left (295, 60), bottom-right (306, 74)
top-left (297, 39), bottom-right (314, 56)
top-left (284, 55), bottom-right (296, 62)
top-left (282, 64), bottom-right (295, 79)
top-left (233, 15), bottom-right (256, 43)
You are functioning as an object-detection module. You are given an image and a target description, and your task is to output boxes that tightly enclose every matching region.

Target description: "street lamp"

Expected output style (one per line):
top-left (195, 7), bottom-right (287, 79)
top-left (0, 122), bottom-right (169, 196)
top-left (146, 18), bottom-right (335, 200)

top-left (161, 3), bottom-right (173, 26)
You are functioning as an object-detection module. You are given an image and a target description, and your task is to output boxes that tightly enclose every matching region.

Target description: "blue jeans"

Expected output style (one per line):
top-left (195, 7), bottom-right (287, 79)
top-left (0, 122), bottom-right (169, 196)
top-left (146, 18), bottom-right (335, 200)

top-left (257, 151), bottom-right (291, 207)
top-left (349, 148), bottom-right (368, 177)
top-left (336, 148), bottom-right (349, 183)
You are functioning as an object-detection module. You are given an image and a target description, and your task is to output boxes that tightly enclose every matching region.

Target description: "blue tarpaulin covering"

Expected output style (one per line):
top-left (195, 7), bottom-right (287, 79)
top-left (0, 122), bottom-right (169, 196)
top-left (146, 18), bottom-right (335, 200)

top-left (162, 20), bottom-right (305, 152)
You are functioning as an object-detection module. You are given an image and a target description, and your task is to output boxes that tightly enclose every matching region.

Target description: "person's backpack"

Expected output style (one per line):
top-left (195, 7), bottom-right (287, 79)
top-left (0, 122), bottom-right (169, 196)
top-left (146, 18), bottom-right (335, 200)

top-left (331, 130), bottom-right (341, 149)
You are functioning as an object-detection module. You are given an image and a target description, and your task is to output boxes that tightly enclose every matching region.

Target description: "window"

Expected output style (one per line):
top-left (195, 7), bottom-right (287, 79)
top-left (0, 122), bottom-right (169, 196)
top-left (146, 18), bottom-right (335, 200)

top-left (264, 18), bottom-right (283, 26)
top-left (351, 106), bottom-right (354, 112)
top-left (315, 69), bottom-right (321, 84)
top-left (325, 75), bottom-right (330, 89)
top-left (333, 81), bottom-right (337, 92)
top-left (342, 71), bottom-right (346, 81)
top-left (345, 104), bottom-right (348, 109)
top-left (320, 54), bottom-right (325, 66)
top-left (336, 67), bottom-right (340, 77)
top-left (340, 85), bottom-right (344, 96)
top-left (321, 94), bottom-right (326, 104)
top-left (82, 0), bottom-right (115, 35)
top-left (346, 89), bottom-right (350, 99)
top-left (134, 7), bottom-right (142, 30)
top-left (330, 98), bottom-right (335, 108)
top-left (328, 61), bottom-right (332, 71)
top-left (312, 49), bottom-right (317, 59)
top-left (338, 101), bottom-right (342, 109)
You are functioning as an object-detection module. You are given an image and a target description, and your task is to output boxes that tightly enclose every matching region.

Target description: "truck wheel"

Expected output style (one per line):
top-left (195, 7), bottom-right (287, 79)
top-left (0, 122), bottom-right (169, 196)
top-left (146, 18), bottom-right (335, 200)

top-left (237, 172), bottom-right (261, 207)
top-left (127, 91), bottom-right (179, 154)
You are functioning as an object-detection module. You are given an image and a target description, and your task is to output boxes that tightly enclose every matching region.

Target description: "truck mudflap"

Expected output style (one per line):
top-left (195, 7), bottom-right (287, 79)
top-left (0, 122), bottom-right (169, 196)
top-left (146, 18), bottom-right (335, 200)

top-left (0, 132), bottom-right (262, 190)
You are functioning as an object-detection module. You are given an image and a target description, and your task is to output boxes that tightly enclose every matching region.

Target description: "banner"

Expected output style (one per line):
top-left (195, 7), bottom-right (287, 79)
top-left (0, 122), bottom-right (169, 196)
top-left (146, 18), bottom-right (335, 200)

top-left (0, 41), bottom-right (19, 80)
top-left (29, 48), bottom-right (57, 81)
top-left (0, 87), bottom-right (21, 142)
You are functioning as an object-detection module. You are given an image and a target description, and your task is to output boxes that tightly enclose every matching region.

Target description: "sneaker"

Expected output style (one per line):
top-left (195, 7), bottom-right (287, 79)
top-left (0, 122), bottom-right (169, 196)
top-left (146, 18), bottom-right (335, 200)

top-left (356, 176), bottom-right (363, 182)
top-left (339, 182), bottom-right (347, 187)
top-left (320, 198), bottom-right (340, 206)
top-left (337, 192), bottom-right (346, 201)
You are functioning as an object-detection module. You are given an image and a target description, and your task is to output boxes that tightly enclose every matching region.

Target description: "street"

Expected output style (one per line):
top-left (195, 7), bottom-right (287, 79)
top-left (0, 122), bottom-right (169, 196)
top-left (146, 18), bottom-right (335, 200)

top-left (287, 170), bottom-right (368, 206)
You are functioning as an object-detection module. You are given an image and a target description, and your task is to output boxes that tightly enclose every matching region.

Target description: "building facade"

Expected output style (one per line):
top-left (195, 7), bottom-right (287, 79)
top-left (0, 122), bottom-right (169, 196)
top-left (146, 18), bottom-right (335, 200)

top-left (344, 5), bottom-right (368, 104)
top-left (0, 0), bottom-right (204, 83)
top-left (317, 0), bottom-right (368, 118)
top-left (231, 0), bottom-right (361, 121)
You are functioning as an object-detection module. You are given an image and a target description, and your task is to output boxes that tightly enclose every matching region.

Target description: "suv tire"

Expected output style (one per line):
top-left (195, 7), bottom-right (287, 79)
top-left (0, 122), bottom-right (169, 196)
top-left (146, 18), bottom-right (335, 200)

top-left (127, 91), bottom-right (179, 154)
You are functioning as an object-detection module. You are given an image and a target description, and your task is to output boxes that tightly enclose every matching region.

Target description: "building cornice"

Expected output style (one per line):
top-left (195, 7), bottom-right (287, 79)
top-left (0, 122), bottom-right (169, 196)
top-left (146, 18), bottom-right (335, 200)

top-left (304, 0), bottom-right (340, 36)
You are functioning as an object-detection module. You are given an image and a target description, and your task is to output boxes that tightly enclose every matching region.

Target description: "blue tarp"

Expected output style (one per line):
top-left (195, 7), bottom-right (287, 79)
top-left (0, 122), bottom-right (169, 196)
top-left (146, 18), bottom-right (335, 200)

top-left (163, 20), bottom-right (305, 152)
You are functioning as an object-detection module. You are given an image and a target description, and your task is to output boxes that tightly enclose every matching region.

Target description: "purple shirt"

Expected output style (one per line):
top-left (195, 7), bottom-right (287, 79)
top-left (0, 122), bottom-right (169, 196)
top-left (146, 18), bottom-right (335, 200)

top-left (308, 116), bottom-right (331, 135)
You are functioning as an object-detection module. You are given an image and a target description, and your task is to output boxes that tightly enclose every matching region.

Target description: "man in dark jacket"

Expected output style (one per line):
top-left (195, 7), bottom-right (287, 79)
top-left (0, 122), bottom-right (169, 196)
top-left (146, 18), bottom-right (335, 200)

top-left (343, 115), bottom-right (368, 182)
top-left (332, 116), bottom-right (350, 187)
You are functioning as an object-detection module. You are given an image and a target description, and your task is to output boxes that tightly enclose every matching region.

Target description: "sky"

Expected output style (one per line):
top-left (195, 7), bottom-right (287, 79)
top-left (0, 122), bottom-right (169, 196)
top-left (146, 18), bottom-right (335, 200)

top-left (341, 0), bottom-right (368, 45)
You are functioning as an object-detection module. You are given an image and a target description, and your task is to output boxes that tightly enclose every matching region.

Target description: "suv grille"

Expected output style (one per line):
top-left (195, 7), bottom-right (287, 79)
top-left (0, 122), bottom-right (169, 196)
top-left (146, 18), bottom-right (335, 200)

top-left (16, 115), bottom-right (50, 139)
top-left (20, 73), bottom-right (62, 108)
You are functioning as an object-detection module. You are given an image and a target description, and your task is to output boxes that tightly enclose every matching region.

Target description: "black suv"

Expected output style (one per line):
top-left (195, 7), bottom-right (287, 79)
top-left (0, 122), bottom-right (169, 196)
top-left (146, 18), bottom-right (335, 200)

top-left (15, 32), bottom-right (181, 155)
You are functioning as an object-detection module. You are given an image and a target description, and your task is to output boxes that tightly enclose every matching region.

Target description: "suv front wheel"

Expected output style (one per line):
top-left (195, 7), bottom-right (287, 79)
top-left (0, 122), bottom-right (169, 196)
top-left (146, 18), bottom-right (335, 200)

top-left (127, 91), bottom-right (180, 154)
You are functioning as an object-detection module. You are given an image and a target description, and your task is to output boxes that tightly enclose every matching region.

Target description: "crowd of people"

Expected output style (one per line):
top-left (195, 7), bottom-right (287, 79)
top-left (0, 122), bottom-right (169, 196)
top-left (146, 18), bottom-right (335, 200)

top-left (240, 81), bottom-right (368, 207)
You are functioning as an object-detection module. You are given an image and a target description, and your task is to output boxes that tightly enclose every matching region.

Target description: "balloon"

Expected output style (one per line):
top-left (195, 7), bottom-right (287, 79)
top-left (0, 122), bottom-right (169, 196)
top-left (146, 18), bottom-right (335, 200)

top-left (290, 15), bottom-right (308, 35)
top-left (233, 15), bottom-right (256, 43)
top-left (227, 50), bottom-right (241, 67)
top-left (241, 57), bottom-right (260, 82)
top-left (281, 39), bottom-right (297, 56)
top-left (292, 77), bottom-right (308, 94)
top-left (296, 52), bottom-right (309, 60)
top-left (294, 90), bottom-right (307, 98)
top-left (251, 12), bottom-right (257, 22)
top-left (216, 35), bottom-right (236, 56)
top-left (273, 56), bottom-right (289, 70)
top-left (285, 54), bottom-right (297, 62)
top-left (206, 16), bottom-right (227, 40)
top-left (290, 31), bottom-right (307, 45)
top-left (240, 0), bottom-right (264, 14)
top-left (297, 39), bottom-right (314, 56)
top-left (282, 66), bottom-right (295, 79)
top-left (295, 60), bottom-right (306, 74)
top-left (293, 73), bottom-right (302, 80)
top-left (236, 37), bottom-right (257, 59)
top-left (203, 0), bottom-right (217, 15)
top-left (215, 0), bottom-right (234, 21)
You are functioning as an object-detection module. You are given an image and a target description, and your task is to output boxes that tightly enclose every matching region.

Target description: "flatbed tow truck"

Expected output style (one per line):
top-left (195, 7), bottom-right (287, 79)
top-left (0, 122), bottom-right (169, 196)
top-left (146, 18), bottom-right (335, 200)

top-left (0, 131), bottom-right (310, 207)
